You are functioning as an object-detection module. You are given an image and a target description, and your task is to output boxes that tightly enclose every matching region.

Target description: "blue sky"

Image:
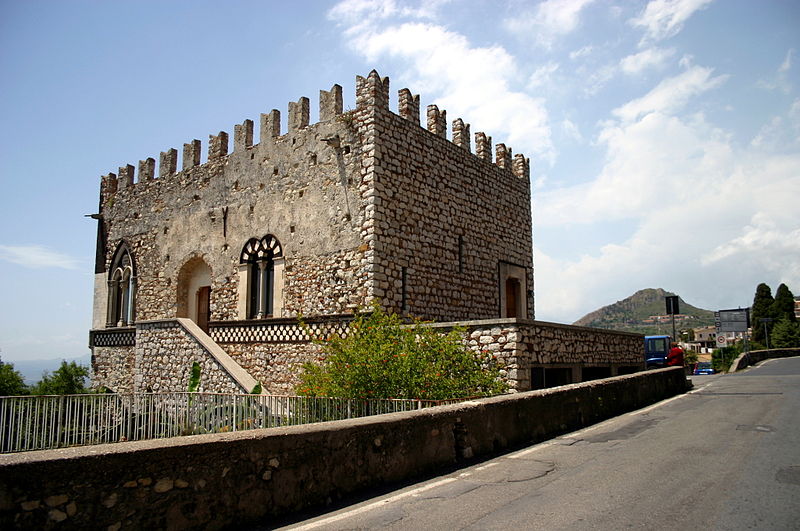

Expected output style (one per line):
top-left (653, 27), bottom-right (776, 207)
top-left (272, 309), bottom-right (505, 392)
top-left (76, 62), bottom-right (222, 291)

top-left (1, 0), bottom-right (798, 361)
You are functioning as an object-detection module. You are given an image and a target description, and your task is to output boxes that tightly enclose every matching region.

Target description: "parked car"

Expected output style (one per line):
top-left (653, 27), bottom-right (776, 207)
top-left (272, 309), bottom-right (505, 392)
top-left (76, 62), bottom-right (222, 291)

top-left (693, 361), bottom-right (715, 375)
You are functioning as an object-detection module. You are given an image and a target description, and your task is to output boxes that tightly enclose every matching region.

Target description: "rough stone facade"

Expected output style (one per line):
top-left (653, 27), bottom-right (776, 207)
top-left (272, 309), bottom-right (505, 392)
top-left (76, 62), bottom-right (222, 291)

top-left (89, 69), bottom-right (640, 394)
top-left (134, 321), bottom-right (245, 394)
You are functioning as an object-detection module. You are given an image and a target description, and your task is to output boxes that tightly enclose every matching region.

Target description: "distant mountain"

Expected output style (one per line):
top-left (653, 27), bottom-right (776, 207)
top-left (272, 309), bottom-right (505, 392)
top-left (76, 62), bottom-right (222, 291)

top-left (573, 288), bottom-right (716, 336)
top-left (4, 354), bottom-right (92, 385)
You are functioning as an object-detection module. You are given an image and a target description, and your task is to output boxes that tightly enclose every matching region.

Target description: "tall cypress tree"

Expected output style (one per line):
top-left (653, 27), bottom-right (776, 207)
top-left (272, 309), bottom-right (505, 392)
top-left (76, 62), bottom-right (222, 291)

top-left (771, 283), bottom-right (796, 323)
top-left (751, 283), bottom-right (774, 344)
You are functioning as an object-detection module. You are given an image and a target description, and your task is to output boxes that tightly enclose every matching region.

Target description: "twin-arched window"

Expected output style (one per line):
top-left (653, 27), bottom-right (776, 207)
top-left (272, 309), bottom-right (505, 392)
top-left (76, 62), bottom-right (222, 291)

top-left (107, 243), bottom-right (136, 327)
top-left (240, 235), bottom-right (283, 319)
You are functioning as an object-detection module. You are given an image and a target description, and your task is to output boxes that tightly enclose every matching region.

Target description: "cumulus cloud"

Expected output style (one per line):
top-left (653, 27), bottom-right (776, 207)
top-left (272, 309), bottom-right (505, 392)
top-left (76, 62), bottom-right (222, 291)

top-left (630, 0), bottom-right (714, 44)
top-left (329, 3), bottom-right (555, 162)
top-left (505, 0), bottom-right (596, 49)
top-left (619, 47), bottom-right (676, 74)
top-left (0, 244), bottom-right (82, 270)
top-left (533, 78), bottom-right (800, 322)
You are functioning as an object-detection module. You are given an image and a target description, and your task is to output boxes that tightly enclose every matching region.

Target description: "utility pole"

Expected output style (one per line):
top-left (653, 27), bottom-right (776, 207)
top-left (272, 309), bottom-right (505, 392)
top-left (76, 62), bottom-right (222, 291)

top-left (760, 318), bottom-right (773, 349)
top-left (666, 296), bottom-right (679, 342)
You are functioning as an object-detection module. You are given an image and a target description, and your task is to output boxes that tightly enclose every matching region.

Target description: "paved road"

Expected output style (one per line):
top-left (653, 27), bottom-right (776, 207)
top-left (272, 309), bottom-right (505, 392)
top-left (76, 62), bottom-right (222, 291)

top-left (275, 357), bottom-right (800, 530)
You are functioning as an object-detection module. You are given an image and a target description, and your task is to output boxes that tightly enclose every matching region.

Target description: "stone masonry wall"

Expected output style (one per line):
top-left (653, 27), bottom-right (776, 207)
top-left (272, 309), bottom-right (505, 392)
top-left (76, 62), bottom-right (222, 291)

top-left (354, 72), bottom-right (533, 321)
top-left (134, 321), bottom-right (244, 393)
top-left (98, 94), bottom-right (368, 323)
top-left (91, 346), bottom-right (135, 393)
top-left (527, 321), bottom-right (643, 366)
top-left (222, 342), bottom-right (325, 395)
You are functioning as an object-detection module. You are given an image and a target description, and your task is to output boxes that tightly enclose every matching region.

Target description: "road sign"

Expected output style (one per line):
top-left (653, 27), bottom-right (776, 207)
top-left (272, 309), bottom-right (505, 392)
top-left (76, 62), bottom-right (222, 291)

top-left (715, 309), bottom-right (750, 333)
top-left (716, 335), bottom-right (727, 347)
top-left (665, 296), bottom-right (680, 315)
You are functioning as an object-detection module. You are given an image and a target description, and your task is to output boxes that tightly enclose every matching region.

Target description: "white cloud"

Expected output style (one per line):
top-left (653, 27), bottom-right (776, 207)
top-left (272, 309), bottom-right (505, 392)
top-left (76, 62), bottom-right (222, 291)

top-left (612, 65), bottom-right (727, 123)
top-left (561, 119), bottom-right (583, 142)
top-left (779, 48), bottom-right (794, 73)
top-left (703, 212), bottom-right (800, 270)
top-left (505, 0), bottom-right (596, 49)
top-left (619, 47), bottom-right (675, 74)
top-left (329, 8), bottom-right (555, 162)
top-left (569, 45), bottom-right (594, 60)
top-left (630, 0), bottom-right (713, 43)
top-left (750, 98), bottom-right (800, 151)
top-left (533, 91), bottom-right (800, 322)
top-left (528, 61), bottom-right (560, 89)
top-left (328, 0), bottom-right (449, 27)
top-left (0, 244), bottom-right (82, 270)
top-left (757, 48), bottom-right (794, 94)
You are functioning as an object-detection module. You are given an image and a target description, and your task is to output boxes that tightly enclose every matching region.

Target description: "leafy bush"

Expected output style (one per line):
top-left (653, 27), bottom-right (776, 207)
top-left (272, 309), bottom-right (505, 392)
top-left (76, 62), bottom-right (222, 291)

top-left (30, 361), bottom-right (89, 395)
top-left (0, 358), bottom-right (28, 396)
top-left (296, 306), bottom-right (507, 400)
top-left (711, 344), bottom-right (743, 373)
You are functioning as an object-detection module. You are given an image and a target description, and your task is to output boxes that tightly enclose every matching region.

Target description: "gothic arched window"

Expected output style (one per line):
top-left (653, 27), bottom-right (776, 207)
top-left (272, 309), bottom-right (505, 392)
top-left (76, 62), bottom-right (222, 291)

top-left (107, 243), bottom-right (136, 327)
top-left (240, 235), bottom-right (283, 319)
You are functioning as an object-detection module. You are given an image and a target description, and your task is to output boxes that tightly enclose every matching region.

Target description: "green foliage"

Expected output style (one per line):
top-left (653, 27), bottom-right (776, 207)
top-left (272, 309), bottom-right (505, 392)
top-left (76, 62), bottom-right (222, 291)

top-left (751, 283), bottom-right (775, 344)
top-left (296, 306), bottom-right (507, 400)
top-left (250, 382), bottom-right (263, 394)
top-left (684, 350), bottom-right (699, 368)
top-left (187, 361), bottom-right (201, 393)
top-left (771, 318), bottom-right (800, 348)
top-left (712, 344), bottom-right (742, 373)
top-left (30, 361), bottom-right (89, 395)
top-left (0, 358), bottom-right (29, 396)
top-left (771, 284), bottom-right (796, 323)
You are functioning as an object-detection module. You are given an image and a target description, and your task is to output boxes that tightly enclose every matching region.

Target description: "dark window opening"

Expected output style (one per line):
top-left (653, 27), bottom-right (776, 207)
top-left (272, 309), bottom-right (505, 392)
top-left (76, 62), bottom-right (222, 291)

top-left (240, 235), bottom-right (283, 319)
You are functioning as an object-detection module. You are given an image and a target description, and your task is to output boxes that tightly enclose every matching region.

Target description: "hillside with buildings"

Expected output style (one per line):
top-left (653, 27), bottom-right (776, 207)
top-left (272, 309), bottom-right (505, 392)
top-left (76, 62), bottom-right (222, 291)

top-left (573, 288), bottom-right (716, 336)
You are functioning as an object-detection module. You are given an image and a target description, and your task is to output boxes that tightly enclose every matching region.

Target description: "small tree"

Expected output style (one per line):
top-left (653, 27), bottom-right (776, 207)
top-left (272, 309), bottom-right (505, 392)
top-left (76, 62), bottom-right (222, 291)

top-left (297, 306), bottom-right (507, 400)
top-left (0, 358), bottom-right (29, 396)
top-left (31, 361), bottom-right (90, 395)
top-left (751, 283), bottom-right (775, 344)
top-left (771, 318), bottom-right (800, 348)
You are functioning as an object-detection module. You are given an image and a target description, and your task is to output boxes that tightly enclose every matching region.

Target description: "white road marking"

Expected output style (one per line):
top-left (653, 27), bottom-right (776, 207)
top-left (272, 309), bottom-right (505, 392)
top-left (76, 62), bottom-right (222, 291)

top-left (289, 384), bottom-right (709, 528)
top-left (288, 477), bottom-right (459, 530)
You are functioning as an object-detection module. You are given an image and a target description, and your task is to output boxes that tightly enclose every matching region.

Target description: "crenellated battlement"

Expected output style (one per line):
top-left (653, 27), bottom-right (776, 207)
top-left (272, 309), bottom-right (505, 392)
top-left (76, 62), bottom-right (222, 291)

top-left (98, 70), bottom-right (530, 202)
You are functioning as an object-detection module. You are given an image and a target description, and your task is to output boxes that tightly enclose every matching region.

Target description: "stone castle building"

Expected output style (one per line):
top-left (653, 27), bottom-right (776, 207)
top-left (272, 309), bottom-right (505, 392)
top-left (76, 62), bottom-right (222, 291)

top-left (89, 70), bottom-right (642, 394)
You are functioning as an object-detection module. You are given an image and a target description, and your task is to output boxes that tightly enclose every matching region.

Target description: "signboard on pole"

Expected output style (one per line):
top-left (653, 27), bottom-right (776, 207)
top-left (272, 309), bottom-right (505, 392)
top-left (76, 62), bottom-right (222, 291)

top-left (716, 335), bottom-right (727, 347)
top-left (665, 296), bottom-right (680, 315)
top-left (714, 309), bottom-right (750, 333)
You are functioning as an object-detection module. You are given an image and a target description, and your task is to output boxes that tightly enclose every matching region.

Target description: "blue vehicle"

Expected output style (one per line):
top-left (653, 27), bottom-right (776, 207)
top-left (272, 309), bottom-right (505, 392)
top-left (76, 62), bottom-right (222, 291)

top-left (693, 361), bottom-right (715, 375)
top-left (645, 335), bottom-right (671, 369)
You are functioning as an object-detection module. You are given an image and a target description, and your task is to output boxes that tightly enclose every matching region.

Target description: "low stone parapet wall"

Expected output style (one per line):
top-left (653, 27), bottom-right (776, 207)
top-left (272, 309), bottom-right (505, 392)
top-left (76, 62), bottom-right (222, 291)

top-left (0, 368), bottom-right (685, 530)
top-left (728, 347), bottom-right (800, 372)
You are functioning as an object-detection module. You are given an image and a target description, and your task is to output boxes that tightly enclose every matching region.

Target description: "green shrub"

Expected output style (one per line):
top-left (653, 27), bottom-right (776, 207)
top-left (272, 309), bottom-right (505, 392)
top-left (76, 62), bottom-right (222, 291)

top-left (296, 305), bottom-right (507, 400)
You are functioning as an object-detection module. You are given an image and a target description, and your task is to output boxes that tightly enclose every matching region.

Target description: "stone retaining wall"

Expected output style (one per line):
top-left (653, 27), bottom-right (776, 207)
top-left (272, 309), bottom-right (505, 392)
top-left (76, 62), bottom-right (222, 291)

top-left (0, 368), bottom-right (687, 530)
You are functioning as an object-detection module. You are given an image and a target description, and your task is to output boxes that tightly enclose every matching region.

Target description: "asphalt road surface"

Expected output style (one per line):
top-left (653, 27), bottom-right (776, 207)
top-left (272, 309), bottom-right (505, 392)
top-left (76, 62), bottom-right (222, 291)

top-left (274, 357), bottom-right (800, 530)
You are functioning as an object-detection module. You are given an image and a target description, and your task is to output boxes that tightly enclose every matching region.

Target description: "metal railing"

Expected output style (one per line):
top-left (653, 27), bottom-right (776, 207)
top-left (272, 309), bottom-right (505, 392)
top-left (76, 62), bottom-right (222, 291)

top-left (0, 393), bottom-right (455, 454)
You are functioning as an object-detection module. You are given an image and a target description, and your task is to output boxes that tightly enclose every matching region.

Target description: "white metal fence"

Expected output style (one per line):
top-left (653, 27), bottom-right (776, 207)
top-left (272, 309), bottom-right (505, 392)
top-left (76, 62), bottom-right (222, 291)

top-left (0, 393), bottom-right (456, 454)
